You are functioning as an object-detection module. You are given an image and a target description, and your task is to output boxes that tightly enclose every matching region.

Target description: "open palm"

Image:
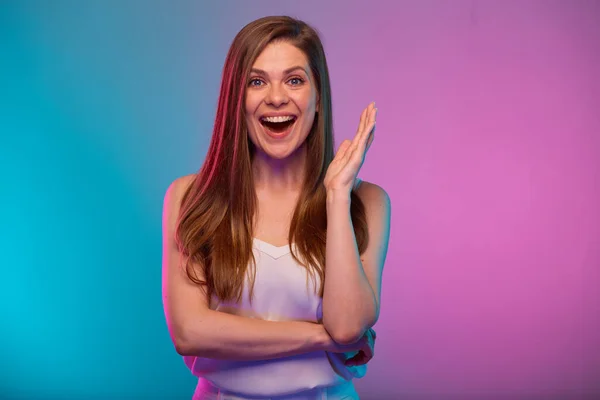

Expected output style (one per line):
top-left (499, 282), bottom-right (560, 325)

top-left (324, 102), bottom-right (377, 193)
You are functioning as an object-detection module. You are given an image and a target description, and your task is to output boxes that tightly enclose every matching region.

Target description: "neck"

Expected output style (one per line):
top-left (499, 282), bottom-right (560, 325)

top-left (252, 142), bottom-right (307, 193)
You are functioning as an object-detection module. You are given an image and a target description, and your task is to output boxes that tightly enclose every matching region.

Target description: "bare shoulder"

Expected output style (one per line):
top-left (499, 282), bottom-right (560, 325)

top-left (165, 173), bottom-right (197, 198)
top-left (355, 180), bottom-right (391, 213)
top-left (163, 173), bottom-right (197, 209)
top-left (162, 173), bottom-right (198, 241)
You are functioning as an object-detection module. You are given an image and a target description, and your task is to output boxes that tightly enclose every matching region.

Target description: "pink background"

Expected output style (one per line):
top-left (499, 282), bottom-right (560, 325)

top-left (1, 0), bottom-right (598, 398)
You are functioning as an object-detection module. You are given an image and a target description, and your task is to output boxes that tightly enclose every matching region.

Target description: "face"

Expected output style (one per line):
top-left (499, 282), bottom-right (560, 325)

top-left (245, 40), bottom-right (319, 159)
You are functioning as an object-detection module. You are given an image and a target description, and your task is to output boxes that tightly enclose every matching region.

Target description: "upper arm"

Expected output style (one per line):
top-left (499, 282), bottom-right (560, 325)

top-left (356, 181), bottom-right (391, 323)
top-left (161, 174), bottom-right (208, 353)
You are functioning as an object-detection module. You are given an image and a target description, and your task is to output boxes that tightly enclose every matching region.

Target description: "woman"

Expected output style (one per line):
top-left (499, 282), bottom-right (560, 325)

top-left (162, 15), bottom-right (391, 400)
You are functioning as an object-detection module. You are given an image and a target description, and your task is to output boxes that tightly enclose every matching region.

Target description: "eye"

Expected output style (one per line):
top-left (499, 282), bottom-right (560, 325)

top-left (289, 77), bottom-right (304, 86)
top-left (248, 78), bottom-right (264, 87)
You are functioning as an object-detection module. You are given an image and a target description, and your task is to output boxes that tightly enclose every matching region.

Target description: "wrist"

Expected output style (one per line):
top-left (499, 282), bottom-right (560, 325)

top-left (326, 189), bottom-right (351, 206)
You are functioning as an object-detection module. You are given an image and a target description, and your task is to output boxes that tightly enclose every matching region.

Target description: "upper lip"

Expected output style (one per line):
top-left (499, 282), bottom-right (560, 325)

top-left (260, 112), bottom-right (297, 119)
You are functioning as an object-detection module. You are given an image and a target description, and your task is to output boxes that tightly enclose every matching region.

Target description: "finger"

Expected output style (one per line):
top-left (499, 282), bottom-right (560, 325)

top-left (366, 103), bottom-right (376, 134)
top-left (372, 105), bottom-right (377, 126)
top-left (371, 107), bottom-right (377, 137)
top-left (335, 139), bottom-right (352, 161)
top-left (364, 107), bottom-right (377, 144)
top-left (350, 106), bottom-right (373, 156)
top-left (352, 105), bottom-right (370, 148)
top-left (362, 103), bottom-right (375, 136)
top-left (360, 108), bottom-right (377, 154)
top-left (360, 103), bottom-right (373, 134)
top-left (341, 134), bottom-right (360, 166)
top-left (345, 104), bottom-right (375, 166)
top-left (357, 105), bottom-right (375, 151)
top-left (340, 142), bottom-right (356, 166)
top-left (366, 127), bottom-right (375, 151)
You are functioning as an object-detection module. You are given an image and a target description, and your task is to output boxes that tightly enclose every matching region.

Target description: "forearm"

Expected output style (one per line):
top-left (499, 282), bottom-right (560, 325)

top-left (177, 309), bottom-right (331, 361)
top-left (322, 191), bottom-right (378, 344)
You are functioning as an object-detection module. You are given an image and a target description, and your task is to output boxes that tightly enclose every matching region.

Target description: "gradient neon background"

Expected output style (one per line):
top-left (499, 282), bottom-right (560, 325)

top-left (1, 1), bottom-right (598, 399)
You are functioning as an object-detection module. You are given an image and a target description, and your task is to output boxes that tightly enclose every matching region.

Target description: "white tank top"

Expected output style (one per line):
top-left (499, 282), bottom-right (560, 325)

top-left (182, 237), bottom-right (367, 397)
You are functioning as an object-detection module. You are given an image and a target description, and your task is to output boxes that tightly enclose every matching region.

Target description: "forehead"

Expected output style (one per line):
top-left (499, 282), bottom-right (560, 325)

top-left (251, 41), bottom-right (309, 74)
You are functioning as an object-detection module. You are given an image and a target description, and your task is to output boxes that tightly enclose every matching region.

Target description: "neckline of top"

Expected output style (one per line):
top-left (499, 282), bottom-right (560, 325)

top-left (252, 237), bottom-right (295, 259)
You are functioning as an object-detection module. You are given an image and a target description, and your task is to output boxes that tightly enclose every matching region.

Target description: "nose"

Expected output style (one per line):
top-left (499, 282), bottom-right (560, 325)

top-left (264, 83), bottom-right (289, 107)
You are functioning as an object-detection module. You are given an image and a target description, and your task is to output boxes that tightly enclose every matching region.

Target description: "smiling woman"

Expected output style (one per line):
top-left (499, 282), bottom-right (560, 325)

top-left (246, 46), bottom-right (318, 146)
top-left (162, 15), bottom-right (390, 400)
top-left (246, 56), bottom-right (317, 161)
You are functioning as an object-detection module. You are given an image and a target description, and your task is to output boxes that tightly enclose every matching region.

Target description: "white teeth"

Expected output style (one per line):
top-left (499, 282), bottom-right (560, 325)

top-left (261, 115), bottom-right (295, 123)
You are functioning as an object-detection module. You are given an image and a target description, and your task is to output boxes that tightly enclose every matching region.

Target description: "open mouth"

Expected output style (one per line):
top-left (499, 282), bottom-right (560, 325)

top-left (260, 116), bottom-right (297, 135)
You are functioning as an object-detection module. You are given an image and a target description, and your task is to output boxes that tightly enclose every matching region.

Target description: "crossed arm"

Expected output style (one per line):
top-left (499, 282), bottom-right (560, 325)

top-left (162, 175), bottom-right (390, 361)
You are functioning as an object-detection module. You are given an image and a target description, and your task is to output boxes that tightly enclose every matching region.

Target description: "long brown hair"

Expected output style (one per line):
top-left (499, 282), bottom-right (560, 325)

top-left (175, 15), bottom-right (368, 303)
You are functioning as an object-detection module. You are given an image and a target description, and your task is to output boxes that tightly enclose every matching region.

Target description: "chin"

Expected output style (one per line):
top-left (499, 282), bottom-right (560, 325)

top-left (262, 145), bottom-right (297, 159)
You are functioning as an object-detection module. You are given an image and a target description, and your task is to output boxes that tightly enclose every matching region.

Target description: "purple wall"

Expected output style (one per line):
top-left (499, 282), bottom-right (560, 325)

top-left (250, 1), bottom-right (599, 398)
top-left (2, 1), bottom-right (597, 398)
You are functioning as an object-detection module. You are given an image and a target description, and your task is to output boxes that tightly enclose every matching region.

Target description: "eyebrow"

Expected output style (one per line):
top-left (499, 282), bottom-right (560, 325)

top-left (250, 66), bottom-right (307, 76)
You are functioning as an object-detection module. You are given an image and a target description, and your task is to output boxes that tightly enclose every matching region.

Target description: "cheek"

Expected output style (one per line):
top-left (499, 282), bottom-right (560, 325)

top-left (245, 93), bottom-right (260, 116)
top-left (246, 122), bottom-right (259, 144)
top-left (244, 116), bottom-right (259, 145)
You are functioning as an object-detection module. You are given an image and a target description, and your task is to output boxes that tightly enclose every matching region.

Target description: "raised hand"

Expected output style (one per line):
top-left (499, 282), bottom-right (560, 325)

top-left (323, 102), bottom-right (377, 194)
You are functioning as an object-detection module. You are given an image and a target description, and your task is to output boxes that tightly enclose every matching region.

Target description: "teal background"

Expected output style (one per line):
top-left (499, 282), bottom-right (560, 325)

top-left (2, 1), bottom-right (599, 399)
top-left (1, 2), bottom-right (223, 398)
